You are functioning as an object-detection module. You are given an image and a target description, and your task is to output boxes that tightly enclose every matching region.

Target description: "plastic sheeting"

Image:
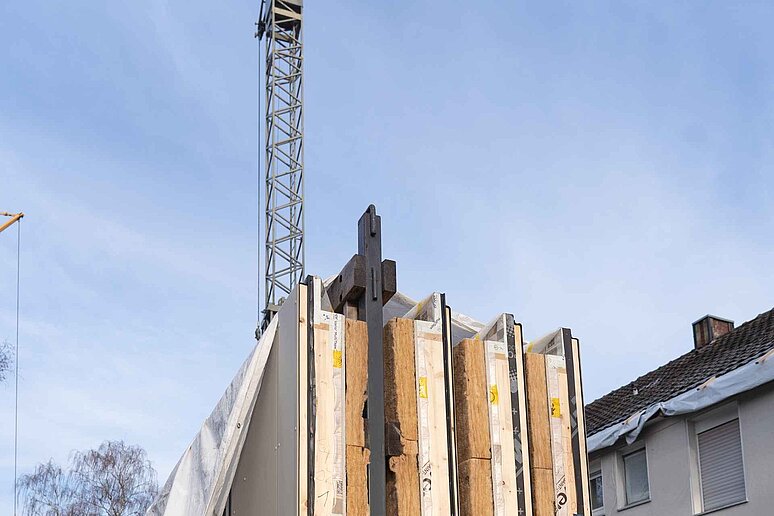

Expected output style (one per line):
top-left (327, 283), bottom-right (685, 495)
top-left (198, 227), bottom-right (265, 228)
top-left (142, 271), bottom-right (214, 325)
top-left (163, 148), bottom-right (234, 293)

top-left (587, 347), bottom-right (774, 453)
top-left (147, 316), bottom-right (278, 516)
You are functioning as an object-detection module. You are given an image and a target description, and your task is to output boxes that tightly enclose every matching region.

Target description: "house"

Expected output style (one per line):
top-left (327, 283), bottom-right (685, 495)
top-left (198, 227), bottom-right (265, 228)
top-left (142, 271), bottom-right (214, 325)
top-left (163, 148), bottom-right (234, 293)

top-left (585, 309), bottom-right (774, 515)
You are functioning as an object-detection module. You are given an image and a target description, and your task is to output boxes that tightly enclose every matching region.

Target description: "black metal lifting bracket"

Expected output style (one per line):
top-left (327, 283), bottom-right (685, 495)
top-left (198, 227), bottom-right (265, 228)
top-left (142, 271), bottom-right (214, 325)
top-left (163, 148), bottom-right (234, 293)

top-left (323, 205), bottom-right (395, 516)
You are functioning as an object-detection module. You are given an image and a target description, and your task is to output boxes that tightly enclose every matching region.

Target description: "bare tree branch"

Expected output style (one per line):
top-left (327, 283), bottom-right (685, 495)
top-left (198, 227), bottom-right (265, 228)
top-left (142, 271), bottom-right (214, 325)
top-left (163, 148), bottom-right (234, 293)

top-left (18, 441), bottom-right (158, 516)
top-left (0, 338), bottom-right (13, 384)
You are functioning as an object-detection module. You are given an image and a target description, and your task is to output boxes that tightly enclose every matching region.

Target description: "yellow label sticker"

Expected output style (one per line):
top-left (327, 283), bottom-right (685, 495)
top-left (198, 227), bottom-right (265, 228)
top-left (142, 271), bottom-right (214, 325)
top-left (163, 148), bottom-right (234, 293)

top-left (333, 350), bottom-right (342, 369)
top-left (489, 385), bottom-right (499, 405)
top-left (550, 397), bottom-right (561, 418)
top-left (418, 377), bottom-right (428, 399)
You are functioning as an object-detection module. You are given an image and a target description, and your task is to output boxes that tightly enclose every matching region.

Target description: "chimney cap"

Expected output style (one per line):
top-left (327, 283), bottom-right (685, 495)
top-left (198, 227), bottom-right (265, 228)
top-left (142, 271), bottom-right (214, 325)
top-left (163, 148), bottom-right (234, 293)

top-left (692, 314), bottom-right (734, 326)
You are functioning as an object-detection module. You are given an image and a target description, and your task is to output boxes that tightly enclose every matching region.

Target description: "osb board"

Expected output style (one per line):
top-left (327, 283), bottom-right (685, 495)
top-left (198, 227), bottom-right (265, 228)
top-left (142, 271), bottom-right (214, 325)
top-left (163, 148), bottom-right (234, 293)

top-left (458, 458), bottom-right (494, 516)
top-left (414, 319), bottom-right (452, 515)
top-left (384, 318), bottom-right (420, 515)
top-left (453, 338), bottom-right (491, 462)
top-left (312, 312), bottom-right (346, 515)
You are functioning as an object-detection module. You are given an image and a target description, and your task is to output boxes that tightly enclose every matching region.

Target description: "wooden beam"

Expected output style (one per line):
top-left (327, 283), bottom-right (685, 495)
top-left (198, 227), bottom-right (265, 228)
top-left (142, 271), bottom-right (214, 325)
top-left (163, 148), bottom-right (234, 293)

top-left (0, 212), bottom-right (23, 234)
top-left (326, 254), bottom-right (366, 314)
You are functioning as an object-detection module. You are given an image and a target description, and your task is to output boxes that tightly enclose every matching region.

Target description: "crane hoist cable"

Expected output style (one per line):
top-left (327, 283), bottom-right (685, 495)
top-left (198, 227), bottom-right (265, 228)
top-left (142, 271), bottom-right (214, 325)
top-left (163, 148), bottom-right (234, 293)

top-left (2, 212), bottom-right (23, 515)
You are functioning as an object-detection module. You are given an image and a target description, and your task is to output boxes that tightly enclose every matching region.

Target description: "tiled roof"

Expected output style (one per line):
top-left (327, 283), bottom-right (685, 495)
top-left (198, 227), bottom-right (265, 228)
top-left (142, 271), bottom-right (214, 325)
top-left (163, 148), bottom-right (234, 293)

top-left (585, 307), bottom-right (774, 435)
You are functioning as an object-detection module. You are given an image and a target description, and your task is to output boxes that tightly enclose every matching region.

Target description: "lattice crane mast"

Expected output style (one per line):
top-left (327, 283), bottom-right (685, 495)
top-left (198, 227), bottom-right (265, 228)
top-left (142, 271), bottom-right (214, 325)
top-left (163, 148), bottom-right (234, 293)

top-left (256, 0), bottom-right (304, 327)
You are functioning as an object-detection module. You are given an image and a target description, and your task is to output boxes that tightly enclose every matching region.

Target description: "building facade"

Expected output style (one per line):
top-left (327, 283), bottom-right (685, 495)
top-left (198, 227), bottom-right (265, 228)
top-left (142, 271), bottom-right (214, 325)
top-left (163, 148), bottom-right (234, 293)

top-left (585, 309), bottom-right (774, 515)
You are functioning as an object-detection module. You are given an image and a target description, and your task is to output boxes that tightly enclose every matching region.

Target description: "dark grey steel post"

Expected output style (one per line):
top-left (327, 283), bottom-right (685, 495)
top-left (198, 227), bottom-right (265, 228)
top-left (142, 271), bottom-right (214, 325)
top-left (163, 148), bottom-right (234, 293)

top-left (357, 205), bottom-right (386, 515)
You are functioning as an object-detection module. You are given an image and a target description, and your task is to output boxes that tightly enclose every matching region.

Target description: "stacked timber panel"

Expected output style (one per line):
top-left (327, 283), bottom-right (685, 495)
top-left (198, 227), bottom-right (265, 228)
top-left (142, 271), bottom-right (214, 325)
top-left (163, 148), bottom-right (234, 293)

top-left (525, 353), bottom-right (555, 516)
top-left (524, 328), bottom-right (591, 516)
top-left (249, 279), bottom-right (591, 516)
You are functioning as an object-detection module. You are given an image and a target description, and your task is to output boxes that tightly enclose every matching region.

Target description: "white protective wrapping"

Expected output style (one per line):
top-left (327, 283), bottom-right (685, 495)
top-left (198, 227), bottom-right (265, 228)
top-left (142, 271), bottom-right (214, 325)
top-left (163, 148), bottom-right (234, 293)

top-left (587, 346), bottom-right (774, 453)
top-left (147, 316), bottom-right (279, 516)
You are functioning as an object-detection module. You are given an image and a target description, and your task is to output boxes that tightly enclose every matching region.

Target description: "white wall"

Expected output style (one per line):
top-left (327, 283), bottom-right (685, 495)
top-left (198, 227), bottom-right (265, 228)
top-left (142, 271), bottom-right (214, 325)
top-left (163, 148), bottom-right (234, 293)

top-left (589, 383), bottom-right (774, 515)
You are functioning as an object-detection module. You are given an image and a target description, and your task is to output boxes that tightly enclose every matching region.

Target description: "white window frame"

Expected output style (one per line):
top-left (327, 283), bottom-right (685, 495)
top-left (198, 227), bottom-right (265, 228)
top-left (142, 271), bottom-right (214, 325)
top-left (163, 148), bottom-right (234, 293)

top-left (687, 402), bottom-right (748, 515)
top-left (615, 439), bottom-right (651, 510)
top-left (589, 459), bottom-right (605, 516)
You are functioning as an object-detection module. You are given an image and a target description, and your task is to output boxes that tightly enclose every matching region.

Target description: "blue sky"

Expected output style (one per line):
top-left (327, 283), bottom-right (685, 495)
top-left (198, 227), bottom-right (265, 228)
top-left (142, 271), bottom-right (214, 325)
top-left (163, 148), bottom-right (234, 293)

top-left (1, 0), bottom-right (773, 509)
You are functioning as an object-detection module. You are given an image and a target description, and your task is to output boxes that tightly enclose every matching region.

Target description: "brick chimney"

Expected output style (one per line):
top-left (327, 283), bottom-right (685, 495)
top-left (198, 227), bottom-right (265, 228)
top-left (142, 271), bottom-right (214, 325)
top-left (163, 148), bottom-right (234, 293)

top-left (692, 315), bottom-right (734, 349)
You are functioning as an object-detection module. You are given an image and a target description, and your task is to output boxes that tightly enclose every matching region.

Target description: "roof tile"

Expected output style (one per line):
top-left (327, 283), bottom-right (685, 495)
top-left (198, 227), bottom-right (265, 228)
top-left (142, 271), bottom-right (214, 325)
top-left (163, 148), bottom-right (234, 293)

top-left (585, 307), bottom-right (774, 435)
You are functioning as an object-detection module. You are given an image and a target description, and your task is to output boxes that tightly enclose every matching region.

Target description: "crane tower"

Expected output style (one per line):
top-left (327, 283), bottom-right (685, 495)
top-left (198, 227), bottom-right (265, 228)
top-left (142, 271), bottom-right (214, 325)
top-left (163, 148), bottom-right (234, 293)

top-left (256, 0), bottom-right (304, 321)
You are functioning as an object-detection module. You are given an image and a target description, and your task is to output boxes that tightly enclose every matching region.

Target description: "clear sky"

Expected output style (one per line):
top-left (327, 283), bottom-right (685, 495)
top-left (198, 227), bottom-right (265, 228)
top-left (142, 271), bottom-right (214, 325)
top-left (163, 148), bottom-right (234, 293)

top-left (1, 0), bottom-right (773, 510)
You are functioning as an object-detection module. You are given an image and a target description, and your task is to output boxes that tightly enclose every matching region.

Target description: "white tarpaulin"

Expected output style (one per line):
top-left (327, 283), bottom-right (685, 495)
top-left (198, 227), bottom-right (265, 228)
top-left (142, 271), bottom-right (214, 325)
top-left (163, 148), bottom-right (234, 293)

top-left (587, 346), bottom-right (774, 453)
top-left (147, 316), bottom-right (278, 516)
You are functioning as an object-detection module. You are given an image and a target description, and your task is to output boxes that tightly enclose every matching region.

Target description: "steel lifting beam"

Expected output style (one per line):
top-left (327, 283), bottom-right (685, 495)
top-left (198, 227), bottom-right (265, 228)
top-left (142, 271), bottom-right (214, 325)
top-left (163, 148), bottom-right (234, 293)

top-left (323, 205), bottom-right (395, 515)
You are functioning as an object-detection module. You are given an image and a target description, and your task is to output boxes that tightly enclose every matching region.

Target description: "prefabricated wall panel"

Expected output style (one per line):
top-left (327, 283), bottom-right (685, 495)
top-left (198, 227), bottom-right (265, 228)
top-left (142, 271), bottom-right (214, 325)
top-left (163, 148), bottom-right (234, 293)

top-left (525, 352), bottom-right (554, 516)
top-left (225, 281), bottom-right (590, 516)
top-left (525, 329), bottom-right (592, 516)
top-left (454, 312), bottom-right (529, 516)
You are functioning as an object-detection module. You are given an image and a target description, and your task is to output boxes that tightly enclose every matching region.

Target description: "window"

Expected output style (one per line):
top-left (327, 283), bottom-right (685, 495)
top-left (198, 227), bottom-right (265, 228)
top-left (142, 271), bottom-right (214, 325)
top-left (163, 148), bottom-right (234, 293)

top-left (623, 449), bottom-right (650, 505)
top-left (590, 469), bottom-right (604, 513)
top-left (697, 418), bottom-right (746, 511)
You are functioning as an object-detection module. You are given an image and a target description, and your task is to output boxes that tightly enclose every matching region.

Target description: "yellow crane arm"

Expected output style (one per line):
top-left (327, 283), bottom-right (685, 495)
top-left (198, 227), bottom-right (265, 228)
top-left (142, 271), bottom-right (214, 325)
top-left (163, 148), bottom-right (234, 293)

top-left (0, 212), bottom-right (24, 234)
